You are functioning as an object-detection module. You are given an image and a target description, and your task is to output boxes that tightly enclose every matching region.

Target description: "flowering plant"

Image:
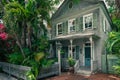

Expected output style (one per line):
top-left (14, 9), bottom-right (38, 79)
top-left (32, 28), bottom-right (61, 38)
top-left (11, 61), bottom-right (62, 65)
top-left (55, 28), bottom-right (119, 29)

top-left (0, 23), bottom-right (8, 40)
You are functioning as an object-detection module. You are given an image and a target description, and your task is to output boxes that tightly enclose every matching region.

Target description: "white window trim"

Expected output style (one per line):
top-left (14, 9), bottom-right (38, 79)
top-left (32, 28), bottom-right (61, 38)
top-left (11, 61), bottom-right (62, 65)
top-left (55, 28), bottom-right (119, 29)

top-left (56, 22), bottom-right (62, 36)
top-left (103, 18), bottom-right (107, 32)
top-left (83, 13), bottom-right (93, 30)
top-left (68, 18), bottom-right (76, 33)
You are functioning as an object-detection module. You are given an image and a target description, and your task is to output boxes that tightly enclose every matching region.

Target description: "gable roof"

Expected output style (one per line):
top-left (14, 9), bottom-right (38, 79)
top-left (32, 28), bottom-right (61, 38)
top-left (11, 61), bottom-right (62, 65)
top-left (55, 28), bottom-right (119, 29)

top-left (52, 0), bottom-right (101, 19)
top-left (51, 0), bottom-right (113, 26)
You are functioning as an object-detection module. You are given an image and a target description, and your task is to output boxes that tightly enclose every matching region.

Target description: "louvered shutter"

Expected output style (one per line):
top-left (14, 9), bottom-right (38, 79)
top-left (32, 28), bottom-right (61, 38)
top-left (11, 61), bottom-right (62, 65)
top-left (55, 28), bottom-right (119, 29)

top-left (76, 46), bottom-right (79, 60)
top-left (79, 17), bottom-right (83, 32)
top-left (93, 13), bottom-right (98, 29)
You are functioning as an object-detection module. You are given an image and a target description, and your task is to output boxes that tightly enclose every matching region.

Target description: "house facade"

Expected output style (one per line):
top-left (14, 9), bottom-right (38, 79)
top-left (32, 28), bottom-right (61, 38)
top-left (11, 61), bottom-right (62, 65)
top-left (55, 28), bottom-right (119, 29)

top-left (50, 0), bottom-right (112, 74)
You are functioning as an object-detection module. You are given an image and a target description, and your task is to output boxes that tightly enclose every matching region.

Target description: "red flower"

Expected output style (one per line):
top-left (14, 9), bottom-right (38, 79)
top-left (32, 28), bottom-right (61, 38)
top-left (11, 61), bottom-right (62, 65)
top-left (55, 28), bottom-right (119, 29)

top-left (0, 32), bottom-right (8, 40)
top-left (0, 24), bottom-right (5, 30)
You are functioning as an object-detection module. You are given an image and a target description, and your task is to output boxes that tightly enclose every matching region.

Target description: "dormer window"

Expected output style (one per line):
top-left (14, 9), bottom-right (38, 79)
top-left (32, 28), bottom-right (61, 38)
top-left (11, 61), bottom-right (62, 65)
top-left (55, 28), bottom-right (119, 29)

top-left (83, 13), bottom-right (93, 30)
top-left (68, 19), bottom-right (76, 33)
top-left (57, 23), bottom-right (62, 35)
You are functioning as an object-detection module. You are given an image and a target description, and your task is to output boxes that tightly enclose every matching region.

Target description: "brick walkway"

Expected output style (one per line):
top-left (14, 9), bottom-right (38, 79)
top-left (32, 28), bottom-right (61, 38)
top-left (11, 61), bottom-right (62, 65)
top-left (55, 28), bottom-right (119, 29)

top-left (46, 73), bottom-right (120, 80)
top-left (0, 73), bottom-right (17, 80)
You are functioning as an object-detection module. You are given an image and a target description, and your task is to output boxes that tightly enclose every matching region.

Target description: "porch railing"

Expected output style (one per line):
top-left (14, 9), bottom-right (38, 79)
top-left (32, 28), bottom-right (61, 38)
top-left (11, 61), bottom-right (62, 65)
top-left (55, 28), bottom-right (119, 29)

top-left (74, 60), bottom-right (80, 73)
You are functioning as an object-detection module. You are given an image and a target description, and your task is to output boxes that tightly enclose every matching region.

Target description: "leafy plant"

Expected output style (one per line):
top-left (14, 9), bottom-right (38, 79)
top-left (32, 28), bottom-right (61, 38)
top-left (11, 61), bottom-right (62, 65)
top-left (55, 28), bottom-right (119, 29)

top-left (26, 70), bottom-right (36, 80)
top-left (68, 57), bottom-right (75, 67)
top-left (8, 52), bottom-right (24, 64)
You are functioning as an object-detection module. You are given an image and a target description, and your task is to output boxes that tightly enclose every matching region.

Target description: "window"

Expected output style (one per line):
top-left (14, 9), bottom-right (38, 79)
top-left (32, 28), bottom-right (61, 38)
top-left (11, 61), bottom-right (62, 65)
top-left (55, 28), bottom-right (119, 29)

top-left (83, 13), bottom-right (93, 30)
top-left (57, 23), bottom-right (62, 35)
top-left (68, 19), bottom-right (76, 33)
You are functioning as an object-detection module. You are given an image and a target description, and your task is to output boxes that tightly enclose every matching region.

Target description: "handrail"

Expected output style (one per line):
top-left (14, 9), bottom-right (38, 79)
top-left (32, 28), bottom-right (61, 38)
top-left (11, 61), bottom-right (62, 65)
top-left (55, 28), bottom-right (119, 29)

top-left (74, 60), bottom-right (80, 73)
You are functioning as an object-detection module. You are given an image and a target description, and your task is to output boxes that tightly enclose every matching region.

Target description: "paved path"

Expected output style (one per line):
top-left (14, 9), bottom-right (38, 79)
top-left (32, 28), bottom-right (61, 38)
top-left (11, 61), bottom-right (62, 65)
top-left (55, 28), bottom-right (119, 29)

top-left (0, 73), bottom-right (17, 80)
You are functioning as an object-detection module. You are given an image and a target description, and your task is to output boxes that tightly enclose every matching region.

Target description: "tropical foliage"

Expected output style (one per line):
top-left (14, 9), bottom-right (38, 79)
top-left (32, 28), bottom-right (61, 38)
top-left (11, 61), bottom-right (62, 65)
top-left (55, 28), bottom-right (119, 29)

top-left (106, 0), bottom-right (120, 76)
top-left (0, 0), bottom-right (59, 79)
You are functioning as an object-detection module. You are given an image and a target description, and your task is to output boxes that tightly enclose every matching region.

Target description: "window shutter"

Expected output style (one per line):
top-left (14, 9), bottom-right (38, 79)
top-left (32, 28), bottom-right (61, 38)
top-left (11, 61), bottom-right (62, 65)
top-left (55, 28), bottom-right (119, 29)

top-left (76, 46), bottom-right (79, 60)
top-left (65, 21), bottom-right (68, 34)
top-left (76, 18), bottom-right (79, 32)
top-left (54, 25), bottom-right (56, 36)
top-left (79, 17), bottom-right (83, 32)
top-left (93, 13), bottom-right (97, 29)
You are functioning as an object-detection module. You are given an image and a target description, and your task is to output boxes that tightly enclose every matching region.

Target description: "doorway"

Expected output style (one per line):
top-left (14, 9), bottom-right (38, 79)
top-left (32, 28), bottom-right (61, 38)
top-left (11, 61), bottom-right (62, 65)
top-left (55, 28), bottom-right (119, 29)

top-left (84, 42), bottom-right (91, 67)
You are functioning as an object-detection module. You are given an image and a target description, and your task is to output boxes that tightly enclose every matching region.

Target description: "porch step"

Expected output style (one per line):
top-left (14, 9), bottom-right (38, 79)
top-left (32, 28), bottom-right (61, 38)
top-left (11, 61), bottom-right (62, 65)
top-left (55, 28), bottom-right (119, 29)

top-left (76, 70), bottom-right (91, 76)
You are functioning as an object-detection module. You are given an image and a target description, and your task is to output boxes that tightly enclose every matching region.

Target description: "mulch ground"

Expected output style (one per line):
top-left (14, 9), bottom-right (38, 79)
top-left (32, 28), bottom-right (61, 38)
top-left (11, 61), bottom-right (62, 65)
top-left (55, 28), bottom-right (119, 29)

top-left (45, 73), bottom-right (120, 80)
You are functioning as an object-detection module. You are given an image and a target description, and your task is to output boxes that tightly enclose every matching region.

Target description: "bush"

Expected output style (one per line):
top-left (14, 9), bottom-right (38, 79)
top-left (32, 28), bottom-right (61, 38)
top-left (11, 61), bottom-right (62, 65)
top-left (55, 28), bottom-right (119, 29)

top-left (68, 57), bottom-right (75, 67)
top-left (113, 65), bottom-right (120, 76)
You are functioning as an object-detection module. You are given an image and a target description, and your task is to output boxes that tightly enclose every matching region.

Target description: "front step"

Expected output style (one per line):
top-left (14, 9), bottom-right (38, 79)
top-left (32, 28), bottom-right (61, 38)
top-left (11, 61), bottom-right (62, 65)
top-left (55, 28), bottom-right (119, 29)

top-left (76, 69), bottom-right (92, 76)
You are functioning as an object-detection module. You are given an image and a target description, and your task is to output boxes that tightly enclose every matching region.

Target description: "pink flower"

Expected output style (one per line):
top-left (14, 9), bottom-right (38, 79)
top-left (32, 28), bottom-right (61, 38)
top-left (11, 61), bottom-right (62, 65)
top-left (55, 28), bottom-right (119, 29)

top-left (0, 24), bottom-right (5, 30)
top-left (0, 32), bottom-right (8, 40)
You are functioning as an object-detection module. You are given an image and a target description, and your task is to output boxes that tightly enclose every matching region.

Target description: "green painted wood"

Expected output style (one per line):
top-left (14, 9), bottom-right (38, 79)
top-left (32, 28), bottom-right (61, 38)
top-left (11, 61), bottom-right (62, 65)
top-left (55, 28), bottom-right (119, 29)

top-left (76, 46), bottom-right (79, 60)
top-left (101, 55), bottom-right (118, 73)
top-left (63, 21), bottom-right (68, 35)
top-left (79, 17), bottom-right (83, 32)
top-left (93, 13), bottom-right (97, 29)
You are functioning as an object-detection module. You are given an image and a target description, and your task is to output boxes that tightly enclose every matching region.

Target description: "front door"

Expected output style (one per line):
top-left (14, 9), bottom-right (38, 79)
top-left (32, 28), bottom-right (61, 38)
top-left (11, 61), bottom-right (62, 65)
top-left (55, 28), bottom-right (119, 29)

top-left (84, 43), bottom-right (91, 67)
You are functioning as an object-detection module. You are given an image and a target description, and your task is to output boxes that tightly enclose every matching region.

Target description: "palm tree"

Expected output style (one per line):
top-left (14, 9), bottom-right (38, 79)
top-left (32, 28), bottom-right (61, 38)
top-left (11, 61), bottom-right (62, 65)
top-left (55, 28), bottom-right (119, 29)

top-left (106, 31), bottom-right (120, 54)
top-left (2, 0), bottom-right (59, 58)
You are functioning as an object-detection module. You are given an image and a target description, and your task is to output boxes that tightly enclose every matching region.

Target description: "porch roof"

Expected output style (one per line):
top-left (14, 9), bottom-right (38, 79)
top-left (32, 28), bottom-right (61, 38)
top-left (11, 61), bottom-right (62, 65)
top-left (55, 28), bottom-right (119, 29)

top-left (51, 32), bottom-right (98, 41)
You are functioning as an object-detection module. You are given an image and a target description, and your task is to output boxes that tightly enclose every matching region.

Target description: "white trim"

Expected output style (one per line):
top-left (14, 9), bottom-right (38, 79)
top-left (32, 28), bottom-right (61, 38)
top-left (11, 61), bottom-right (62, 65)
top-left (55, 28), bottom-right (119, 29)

top-left (68, 45), bottom-right (76, 59)
top-left (83, 41), bottom-right (91, 67)
top-left (68, 18), bottom-right (76, 33)
top-left (83, 13), bottom-right (93, 30)
top-left (83, 43), bottom-right (85, 66)
top-left (103, 18), bottom-right (107, 32)
top-left (56, 22), bottom-right (63, 36)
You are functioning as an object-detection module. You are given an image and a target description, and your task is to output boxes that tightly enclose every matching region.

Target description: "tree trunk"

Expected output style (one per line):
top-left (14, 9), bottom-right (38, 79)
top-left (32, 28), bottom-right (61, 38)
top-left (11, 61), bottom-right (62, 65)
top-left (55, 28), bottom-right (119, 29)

top-left (15, 34), bottom-right (26, 59)
top-left (27, 22), bottom-right (32, 49)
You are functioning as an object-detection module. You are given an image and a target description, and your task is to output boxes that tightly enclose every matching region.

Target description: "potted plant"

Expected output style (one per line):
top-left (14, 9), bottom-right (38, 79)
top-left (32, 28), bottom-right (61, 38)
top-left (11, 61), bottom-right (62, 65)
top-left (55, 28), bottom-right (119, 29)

top-left (68, 57), bottom-right (75, 74)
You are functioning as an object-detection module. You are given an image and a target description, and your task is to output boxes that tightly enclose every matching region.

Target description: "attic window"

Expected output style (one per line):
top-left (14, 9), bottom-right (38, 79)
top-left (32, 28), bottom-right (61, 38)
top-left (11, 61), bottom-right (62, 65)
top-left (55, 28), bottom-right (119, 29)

top-left (69, 2), bottom-right (73, 9)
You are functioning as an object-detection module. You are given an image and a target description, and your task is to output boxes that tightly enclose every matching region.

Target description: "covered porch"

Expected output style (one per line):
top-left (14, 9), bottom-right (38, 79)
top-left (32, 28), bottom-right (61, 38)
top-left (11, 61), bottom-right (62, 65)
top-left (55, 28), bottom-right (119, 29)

top-left (51, 33), bottom-right (100, 75)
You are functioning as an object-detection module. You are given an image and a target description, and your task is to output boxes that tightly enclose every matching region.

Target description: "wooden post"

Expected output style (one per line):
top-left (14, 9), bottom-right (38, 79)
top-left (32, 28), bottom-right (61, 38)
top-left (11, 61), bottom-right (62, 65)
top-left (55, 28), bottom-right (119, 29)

top-left (70, 39), bottom-right (73, 58)
top-left (89, 36), bottom-right (93, 71)
top-left (56, 42), bottom-right (62, 75)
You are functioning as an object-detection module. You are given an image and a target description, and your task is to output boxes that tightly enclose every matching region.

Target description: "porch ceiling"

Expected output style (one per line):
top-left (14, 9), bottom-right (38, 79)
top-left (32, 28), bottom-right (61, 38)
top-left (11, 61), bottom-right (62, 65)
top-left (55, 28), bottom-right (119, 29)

top-left (52, 32), bottom-right (99, 41)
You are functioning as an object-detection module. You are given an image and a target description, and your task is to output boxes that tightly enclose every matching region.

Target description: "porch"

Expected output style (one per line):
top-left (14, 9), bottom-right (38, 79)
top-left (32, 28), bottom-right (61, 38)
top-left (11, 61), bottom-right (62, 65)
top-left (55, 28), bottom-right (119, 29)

top-left (51, 35), bottom-right (99, 75)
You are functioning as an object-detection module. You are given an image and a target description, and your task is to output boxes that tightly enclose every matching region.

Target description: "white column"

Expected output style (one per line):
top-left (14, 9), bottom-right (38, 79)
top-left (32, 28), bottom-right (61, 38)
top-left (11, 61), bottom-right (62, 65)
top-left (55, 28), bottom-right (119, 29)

top-left (58, 48), bottom-right (61, 75)
top-left (56, 42), bottom-right (62, 75)
top-left (70, 39), bottom-right (73, 58)
top-left (89, 36), bottom-right (93, 71)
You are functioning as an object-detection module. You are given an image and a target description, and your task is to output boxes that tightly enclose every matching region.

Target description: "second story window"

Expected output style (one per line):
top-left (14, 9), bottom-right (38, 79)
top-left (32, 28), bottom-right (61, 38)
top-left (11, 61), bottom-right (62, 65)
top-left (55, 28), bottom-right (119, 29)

top-left (83, 13), bottom-right (93, 30)
top-left (57, 23), bottom-right (62, 35)
top-left (68, 19), bottom-right (75, 33)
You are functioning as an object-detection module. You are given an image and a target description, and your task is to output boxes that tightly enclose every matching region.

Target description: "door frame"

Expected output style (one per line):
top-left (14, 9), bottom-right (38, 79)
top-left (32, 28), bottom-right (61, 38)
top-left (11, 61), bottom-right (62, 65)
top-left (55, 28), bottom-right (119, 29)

top-left (83, 42), bottom-right (91, 67)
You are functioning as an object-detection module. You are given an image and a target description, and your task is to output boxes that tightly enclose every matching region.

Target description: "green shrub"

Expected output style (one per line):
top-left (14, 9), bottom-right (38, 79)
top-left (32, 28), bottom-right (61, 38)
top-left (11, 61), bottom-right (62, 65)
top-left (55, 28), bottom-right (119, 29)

top-left (113, 65), bottom-right (120, 76)
top-left (68, 57), bottom-right (75, 67)
top-left (8, 52), bottom-right (24, 64)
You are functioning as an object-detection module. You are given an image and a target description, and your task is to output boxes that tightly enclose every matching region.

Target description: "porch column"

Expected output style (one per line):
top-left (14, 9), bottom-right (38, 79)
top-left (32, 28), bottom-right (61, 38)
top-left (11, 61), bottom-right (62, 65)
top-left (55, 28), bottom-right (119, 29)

top-left (56, 41), bottom-right (62, 75)
top-left (89, 36), bottom-right (94, 71)
top-left (70, 39), bottom-right (73, 58)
